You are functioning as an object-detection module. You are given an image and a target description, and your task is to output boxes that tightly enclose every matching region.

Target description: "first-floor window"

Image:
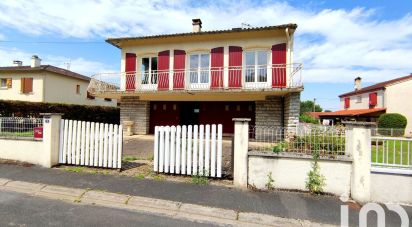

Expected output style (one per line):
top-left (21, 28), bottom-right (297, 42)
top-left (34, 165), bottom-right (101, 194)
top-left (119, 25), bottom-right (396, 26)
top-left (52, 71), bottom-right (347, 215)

top-left (1, 78), bottom-right (7, 88)
top-left (20, 77), bottom-right (33, 94)
top-left (245, 50), bottom-right (268, 83)
top-left (189, 53), bottom-right (210, 84)
top-left (141, 57), bottom-right (158, 84)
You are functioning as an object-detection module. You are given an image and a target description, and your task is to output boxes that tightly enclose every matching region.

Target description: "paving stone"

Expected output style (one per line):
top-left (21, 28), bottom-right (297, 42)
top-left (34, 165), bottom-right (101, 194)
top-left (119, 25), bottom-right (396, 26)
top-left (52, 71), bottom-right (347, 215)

top-left (127, 196), bottom-right (181, 211)
top-left (82, 190), bottom-right (130, 205)
top-left (41, 185), bottom-right (86, 197)
top-left (179, 203), bottom-right (237, 220)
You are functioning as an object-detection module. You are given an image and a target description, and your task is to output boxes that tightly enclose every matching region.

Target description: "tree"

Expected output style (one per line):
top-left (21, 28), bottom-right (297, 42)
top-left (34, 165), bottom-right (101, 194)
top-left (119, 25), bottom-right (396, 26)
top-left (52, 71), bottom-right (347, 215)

top-left (300, 100), bottom-right (322, 115)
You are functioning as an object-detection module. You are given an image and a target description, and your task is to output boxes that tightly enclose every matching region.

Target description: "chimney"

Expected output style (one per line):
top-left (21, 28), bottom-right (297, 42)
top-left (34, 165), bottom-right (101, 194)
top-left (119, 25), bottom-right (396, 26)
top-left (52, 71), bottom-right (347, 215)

top-left (13, 60), bottom-right (23, 66)
top-left (192, 18), bottom-right (202, 33)
top-left (354, 77), bottom-right (362, 91)
top-left (31, 55), bottom-right (41, 68)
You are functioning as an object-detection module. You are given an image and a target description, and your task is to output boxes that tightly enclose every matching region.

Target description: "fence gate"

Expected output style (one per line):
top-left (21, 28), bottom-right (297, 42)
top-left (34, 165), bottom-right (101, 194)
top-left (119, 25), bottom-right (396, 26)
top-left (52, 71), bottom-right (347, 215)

top-left (154, 124), bottom-right (223, 178)
top-left (59, 119), bottom-right (123, 169)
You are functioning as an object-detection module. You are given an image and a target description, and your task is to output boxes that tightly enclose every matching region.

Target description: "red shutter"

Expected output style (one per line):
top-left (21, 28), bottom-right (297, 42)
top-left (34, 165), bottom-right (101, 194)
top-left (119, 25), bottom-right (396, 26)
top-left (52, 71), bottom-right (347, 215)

top-left (173, 50), bottom-right (185, 89)
top-left (271, 43), bottom-right (287, 88)
top-left (369, 92), bottom-right (377, 107)
top-left (158, 50), bottom-right (170, 90)
top-left (125, 53), bottom-right (136, 91)
top-left (344, 97), bottom-right (350, 109)
top-left (228, 46), bottom-right (242, 88)
top-left (211, 47), bottom-right (224, 89)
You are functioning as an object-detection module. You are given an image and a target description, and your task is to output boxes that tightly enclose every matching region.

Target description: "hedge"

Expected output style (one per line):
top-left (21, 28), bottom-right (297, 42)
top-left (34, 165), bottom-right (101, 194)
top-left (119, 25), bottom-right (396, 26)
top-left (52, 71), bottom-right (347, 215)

top-left (0, 100), bottom-right (119, 124)
top-left (299, 114), bottom-right (319, 124)
top-left (377, 113), bottom-right (407, 136)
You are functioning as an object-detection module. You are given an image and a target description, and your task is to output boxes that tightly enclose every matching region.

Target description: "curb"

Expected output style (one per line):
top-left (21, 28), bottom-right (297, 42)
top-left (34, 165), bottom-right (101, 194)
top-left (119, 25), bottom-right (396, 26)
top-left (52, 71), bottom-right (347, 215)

top-left (0, 178), bottom-right (336, 227)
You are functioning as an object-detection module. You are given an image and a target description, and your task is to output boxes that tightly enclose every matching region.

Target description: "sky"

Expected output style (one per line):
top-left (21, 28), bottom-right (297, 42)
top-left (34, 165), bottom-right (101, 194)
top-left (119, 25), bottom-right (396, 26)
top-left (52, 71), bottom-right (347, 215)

top-left (0, 0), bottom-right (411, 111)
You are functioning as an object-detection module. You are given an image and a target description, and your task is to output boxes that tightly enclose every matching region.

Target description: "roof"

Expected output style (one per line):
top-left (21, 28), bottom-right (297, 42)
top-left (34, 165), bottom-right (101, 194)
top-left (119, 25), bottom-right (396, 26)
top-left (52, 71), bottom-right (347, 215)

top-left (106, 23), bottom-right (297, 48)
top-left (317, 108), bottom-right (386, 117)
top-left (0, 65), bottom-right (91, 82)
top-left (306, 112), bottom-right (323, 119)
top-left (339, 74), bottom-right (412, 98)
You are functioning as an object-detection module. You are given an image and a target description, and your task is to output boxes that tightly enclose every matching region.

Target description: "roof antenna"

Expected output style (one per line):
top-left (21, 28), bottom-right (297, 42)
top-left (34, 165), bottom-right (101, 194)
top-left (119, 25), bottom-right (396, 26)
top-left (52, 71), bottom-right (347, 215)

top-left (64, 59), bottom-right (71, 70)
top-left (241, 23), bottom-right (251, 29)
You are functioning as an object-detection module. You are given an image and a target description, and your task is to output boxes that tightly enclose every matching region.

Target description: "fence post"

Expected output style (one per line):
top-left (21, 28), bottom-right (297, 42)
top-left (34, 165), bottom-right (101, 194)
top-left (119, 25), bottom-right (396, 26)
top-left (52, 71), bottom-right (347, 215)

top-left (344, 121), bottom-right (374, 203)
top-left (232, 118), bottom-right (250, 188)
top-left (41, 113), bottom-right (63, 168)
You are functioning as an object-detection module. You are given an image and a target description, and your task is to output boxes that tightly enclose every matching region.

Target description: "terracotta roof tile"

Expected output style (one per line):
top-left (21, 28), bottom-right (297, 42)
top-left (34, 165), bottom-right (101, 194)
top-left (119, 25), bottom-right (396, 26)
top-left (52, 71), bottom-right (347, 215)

top-left (0, 65), bottom-right (90, 82)
top-left (317, 108), bottom-right (386, 117)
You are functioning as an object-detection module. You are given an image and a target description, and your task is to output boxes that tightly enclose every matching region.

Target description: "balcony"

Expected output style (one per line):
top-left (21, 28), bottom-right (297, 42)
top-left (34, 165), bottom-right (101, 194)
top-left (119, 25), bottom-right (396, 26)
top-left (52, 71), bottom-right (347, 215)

top-left (87, 64), bottom-right (303, 98)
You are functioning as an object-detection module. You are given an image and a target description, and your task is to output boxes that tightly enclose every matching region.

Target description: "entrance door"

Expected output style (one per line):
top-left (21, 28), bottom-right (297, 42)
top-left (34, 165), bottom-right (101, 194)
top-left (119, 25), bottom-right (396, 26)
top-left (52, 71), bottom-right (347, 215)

top-left (180, 102), bottom-right (200, 126)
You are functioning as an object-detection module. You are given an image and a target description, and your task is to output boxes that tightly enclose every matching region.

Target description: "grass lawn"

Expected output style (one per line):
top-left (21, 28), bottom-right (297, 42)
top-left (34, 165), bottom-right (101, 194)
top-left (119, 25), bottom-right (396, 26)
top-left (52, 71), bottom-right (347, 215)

top-left (0, 131), bottom-right (34, 137)
top-left (372, 140), bottom-right (412, 166)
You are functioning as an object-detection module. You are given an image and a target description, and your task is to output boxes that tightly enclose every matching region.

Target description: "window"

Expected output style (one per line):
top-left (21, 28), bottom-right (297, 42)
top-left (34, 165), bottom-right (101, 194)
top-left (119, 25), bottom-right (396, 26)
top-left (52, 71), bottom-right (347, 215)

top-left (20, 78), bottom-right (33, 94)
top-left (245, 50), bottom-right (268, 83)
top-left (141, 57), bottom-right (158, 85)
top-left (356, 96), bottom-right (362, 103)
top-left (189, 53), bottom-right (210, 84)
top-left (0, 78), bottom-right (8, 88)
top-left (76, 85), bottom-right (80, 94)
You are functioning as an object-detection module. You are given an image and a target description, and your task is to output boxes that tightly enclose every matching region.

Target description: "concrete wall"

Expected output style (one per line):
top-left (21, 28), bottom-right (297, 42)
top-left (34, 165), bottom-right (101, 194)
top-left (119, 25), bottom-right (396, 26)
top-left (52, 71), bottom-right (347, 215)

top-left (370, 172), bottom-right (412, 205)
top-left (385, 79), bottom-right (412, 134)
top-left (248, 152), bottom-right (352, 196)
top-left (340, 89), bottom-right (384, 110)
top-left (0, 72), bottom-right (44, 102)
top-left (0, 139), bottom-right (46, 166)
top-left (120, 96), bottom-right (150, 134)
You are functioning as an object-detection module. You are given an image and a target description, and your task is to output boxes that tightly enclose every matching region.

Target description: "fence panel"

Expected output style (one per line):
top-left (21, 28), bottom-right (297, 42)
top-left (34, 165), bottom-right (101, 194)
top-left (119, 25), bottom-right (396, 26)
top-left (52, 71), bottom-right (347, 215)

top-left (371, 136), bottom-right (412, 173)
top-left (154, 124), bottom-right (223, 178)
top-left (59, 119), bottom-right (122, 169)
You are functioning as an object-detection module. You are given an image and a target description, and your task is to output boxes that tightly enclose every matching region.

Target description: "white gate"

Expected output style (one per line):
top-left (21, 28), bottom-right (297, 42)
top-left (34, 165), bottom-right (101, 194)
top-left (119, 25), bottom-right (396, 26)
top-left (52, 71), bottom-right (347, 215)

top-left (154, 124), bottom-right (223, 178)
top-left (59, 119), bottom-right (123, 169)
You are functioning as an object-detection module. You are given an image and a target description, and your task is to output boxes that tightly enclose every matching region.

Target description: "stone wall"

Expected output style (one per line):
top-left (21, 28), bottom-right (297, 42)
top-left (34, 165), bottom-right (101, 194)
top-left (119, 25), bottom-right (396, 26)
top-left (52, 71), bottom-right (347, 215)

top-left (255, 96), bottom-right (282, 128)
top-left (120, 96), bottom-right (149, 135)
top-left (284, 92), bottom-right (300, 128)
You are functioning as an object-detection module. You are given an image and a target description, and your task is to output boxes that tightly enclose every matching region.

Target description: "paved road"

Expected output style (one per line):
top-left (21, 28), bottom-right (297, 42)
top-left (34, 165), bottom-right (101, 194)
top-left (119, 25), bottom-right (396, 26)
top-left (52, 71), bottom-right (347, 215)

top-left (0, 190), bottom-right (216, 227)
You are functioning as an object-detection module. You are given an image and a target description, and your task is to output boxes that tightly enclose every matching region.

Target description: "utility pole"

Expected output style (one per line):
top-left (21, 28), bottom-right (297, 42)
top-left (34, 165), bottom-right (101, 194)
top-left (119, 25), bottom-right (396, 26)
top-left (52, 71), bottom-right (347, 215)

top-left (313, 98), bottom-right (316, 112)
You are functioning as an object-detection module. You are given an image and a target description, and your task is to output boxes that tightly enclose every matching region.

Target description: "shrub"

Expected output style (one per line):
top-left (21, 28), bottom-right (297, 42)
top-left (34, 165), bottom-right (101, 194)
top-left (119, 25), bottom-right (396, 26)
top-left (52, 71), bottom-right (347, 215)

top-left (0, 100), bottom-right (119, 124)
top-left (377, 113), bottom-right (407, 136)
top-left (305, 150), bottom-right (326, 194)
top-left (299, 114), bottom-right (319, 124)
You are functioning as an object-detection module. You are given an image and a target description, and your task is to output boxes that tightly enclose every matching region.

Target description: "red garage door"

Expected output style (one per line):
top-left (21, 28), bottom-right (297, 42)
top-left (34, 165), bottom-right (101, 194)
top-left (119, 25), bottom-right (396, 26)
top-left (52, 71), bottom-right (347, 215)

top-left (149, 102), bottom-right (180, 134)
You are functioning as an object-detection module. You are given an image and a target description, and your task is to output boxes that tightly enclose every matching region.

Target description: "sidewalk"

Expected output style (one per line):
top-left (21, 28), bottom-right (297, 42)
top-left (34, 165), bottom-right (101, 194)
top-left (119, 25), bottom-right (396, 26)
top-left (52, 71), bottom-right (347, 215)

top-left (0, 163), bottom-right (410, 226)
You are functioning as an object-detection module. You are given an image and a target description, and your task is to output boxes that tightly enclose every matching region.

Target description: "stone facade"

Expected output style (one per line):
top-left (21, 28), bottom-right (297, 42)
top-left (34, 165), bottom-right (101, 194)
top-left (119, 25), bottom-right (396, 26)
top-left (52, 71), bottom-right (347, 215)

top-left (284, 92), bottom-right (300, 128)
top-left (120, 96), bottom-right (149, 135)
top-left (255, 96), bottom-right (283, 127)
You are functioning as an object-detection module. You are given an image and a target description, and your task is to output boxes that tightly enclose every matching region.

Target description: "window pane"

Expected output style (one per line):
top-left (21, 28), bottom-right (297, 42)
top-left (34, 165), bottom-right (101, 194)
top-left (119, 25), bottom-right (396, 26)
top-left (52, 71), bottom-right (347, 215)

top-left (1, 79), bottom-right (6, 87)
top-left (151, 57), bottom-right (158, 71)
top-left (245, 52), bottom-right (255, 66)
top-left (200, 54), bottom-right (209, 68)
top-left (257, 51), bottom-right (267, 65)
top-left (190, 55), bottom-right (199, 69)
top-left (151, 57), bottom-right (158, 84)
top-left (141, 58), bottom-right (150, 84)
top-left (257, 52), bottom-right (268, 82)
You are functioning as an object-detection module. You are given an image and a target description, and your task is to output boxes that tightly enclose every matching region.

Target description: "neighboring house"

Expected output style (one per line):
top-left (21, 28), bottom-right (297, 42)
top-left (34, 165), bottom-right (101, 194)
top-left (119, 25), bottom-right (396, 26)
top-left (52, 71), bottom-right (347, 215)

top-left (0, 56), bottom-right (116, 107)
top-left (89, 19), bottom-right (303, 134)
top-left (318, 75), bottom-right (412, 133)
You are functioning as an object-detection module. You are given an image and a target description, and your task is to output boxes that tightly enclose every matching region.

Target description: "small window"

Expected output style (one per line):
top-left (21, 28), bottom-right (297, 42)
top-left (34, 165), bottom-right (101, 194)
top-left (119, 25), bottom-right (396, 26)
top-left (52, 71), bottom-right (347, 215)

top-left (20, 78), bottom-right (33, 94)
top-left (153, 104), bottom-right (157, 110)
top-left (104, 98), bottom-right (112, 102)
top-left (356, 96), bottom-right (362, 103)
top-left (236, 105), bottom-right (241, 111)
top-left (76, 85), bottom-right (80, 94)
top-left (163, 104), bottom-right (167, 110)
top-left (87, 91), bottom-right (95, 100)
top-left (0, 78), bottom-right (7, 88)
top-left (225, 105), bottom-right (229, 111)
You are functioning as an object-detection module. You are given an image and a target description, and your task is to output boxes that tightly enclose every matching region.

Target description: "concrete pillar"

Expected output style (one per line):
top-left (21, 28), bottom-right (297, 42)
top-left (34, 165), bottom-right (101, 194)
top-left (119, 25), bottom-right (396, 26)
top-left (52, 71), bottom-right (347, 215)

top-left (232, 118), bottom-right (250, 188)
top-left (345, 121), bottom-right (374, 203)
top-left (40, 113), bottom-right (63, 168)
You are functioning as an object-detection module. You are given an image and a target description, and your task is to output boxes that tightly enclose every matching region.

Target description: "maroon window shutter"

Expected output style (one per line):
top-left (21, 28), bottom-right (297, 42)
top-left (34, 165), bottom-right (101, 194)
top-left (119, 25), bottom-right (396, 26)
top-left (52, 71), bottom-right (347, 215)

top-left (228, 46), bottom-right (242, 88)
top-left (173, 50), bottom-right (185, 90)
top-left (158, 50), bottom-right (170, 90)
top-left (125, 53), bottom-right (136, 91)
top-left (211, 47), bottom-right (224, 89)
top-left (369, 92), bottom-right (377, 107)
top-left (271, 43), bottom-right (287, 88)
top-left (344, 97), bottom-right (350, 109)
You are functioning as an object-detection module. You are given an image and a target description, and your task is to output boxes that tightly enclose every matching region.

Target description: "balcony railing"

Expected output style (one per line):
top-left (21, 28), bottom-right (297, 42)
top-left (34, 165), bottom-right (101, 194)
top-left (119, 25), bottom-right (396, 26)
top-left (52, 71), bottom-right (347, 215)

top-left (88, 63), bottom-right (303, 94)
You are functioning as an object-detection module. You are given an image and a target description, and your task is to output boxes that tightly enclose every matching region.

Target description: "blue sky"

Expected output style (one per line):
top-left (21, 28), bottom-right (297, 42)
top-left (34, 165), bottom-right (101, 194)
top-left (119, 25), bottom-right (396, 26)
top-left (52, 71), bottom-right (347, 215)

top-left (0, 0), bottom-right (411, 111)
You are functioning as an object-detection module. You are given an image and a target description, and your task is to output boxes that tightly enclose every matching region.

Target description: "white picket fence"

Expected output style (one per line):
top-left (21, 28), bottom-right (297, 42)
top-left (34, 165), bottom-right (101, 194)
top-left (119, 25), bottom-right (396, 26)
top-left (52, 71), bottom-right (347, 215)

top-left (59, 119), bottom-right (123, 169)
top-left (154, 124), bottom-right (223, 178)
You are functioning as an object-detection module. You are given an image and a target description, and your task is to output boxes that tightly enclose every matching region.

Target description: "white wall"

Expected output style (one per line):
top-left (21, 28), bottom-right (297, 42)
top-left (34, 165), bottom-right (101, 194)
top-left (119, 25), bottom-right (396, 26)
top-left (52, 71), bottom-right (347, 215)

top-left (0, 72), bottom-right (44, 102)
top-left (340, 89), bottom-right (384, 110)
top-left (0, 139), bottom-right (46, 166)
top-left (385, 79), bottom-right (412, 134)
top-left (248, 153), bottom-right (352, 196)
top-left (371, 172), bottom-right (412, 205)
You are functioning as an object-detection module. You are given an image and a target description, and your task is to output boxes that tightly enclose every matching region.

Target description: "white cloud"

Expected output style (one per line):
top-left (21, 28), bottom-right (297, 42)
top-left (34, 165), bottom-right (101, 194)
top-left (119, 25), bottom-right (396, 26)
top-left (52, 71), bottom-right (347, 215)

top-left (0, 1), bottom-right (411, 83)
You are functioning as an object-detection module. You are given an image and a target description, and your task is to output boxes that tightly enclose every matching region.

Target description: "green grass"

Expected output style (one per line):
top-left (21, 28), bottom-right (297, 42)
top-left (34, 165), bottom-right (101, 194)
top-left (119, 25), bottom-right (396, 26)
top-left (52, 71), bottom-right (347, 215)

top-left (372, 140), bottom-right (412, 166)
top-left (0, 131), bottom-right (34, 137)
top-left (66, 166), bottom-right (86, 173)
top-left (122, 156), bottom-right (139, 161)
top-left (191, 174), bottom-right (209, 185)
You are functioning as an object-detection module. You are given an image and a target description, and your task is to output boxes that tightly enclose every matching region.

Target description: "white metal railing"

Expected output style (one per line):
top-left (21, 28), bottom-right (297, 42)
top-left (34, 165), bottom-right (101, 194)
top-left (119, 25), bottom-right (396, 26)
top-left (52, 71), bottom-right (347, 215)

top-left (0, 117), bottom-right (43, 139)
top-left (249, 125), bottom-right (346, 158)
top-left (371, 128), bottom-right (410, 137)
top-left (371, 136), bottom-right (412, 171)
top-left (88, 63), bottom-right (303, 94)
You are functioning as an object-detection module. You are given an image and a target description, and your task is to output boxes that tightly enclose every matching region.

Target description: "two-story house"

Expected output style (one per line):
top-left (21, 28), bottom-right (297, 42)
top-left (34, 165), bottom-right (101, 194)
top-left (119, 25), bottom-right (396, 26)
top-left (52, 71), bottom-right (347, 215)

top-left (88, 19), bottom-right (303, 134)
top-left (0, 55), bottom-right (116, 107)
top-left (318, 75), bottom-right (412, 134)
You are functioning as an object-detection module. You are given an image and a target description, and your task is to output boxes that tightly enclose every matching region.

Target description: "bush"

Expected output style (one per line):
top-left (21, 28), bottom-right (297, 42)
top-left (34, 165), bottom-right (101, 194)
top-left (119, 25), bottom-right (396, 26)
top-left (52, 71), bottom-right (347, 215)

top-left (377, 113), bottom-right (407, 136)
top-left (0, 100), bottom-right (119, 124)
top-left (299, 114), bottom-right (319, 124)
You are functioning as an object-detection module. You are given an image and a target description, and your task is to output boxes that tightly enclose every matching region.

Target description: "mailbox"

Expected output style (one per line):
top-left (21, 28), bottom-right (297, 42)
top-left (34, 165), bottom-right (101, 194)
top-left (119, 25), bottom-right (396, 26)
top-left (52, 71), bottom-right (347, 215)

top-left (34, 127), bottom-right (43, 139)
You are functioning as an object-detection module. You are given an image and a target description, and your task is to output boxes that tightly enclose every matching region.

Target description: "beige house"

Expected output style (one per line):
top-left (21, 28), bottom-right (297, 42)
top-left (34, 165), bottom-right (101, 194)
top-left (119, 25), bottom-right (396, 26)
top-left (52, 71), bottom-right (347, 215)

top-left (0, 56), bottom-right (116, 107)
top-left (319, 75), bottom-right (412, 134)
top-left (89, 19), bottom-right (302, 134)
